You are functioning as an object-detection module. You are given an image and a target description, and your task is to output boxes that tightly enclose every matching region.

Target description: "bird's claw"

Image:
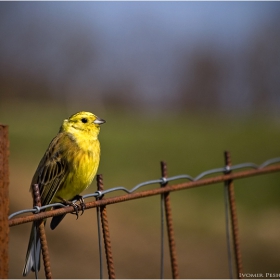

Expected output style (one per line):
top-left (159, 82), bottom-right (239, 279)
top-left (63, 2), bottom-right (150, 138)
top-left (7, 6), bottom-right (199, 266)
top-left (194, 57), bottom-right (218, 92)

top-left (59, 198), bottom-right (79, 219)
top-left (72, 202), bottom-right (79, 220)
top-left (80, 199), bottom-right (86, 215)
top-left (59, 195), bottom-right (85, 219)
top-left (75, 195), bottom-right (86, 216)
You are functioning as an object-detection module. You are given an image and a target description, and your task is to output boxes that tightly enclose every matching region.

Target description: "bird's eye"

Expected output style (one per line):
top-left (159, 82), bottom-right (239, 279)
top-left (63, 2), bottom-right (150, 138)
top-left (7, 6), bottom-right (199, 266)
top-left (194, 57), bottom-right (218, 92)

top-left (81, 118), bottom-right (88, 123)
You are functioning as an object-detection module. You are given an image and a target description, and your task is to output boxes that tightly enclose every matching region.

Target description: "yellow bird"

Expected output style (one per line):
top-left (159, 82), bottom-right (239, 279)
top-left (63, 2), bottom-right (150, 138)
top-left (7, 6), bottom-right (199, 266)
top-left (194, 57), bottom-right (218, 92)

top-left (23, 111), bottom-right (105, 276)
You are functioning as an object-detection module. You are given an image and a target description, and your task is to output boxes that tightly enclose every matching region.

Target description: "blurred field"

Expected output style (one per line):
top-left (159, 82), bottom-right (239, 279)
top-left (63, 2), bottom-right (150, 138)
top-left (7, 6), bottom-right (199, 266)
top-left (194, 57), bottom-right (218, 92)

top-left (1, 100), bottom-right (280, 278)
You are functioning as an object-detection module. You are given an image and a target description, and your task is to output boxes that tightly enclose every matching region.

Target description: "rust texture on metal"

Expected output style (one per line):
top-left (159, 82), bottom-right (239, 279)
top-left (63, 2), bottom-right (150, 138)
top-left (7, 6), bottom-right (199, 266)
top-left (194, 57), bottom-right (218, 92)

top-left (0, 125), bottom-right (9, 279)
top-left (224, 152), bottom-right (243, 278)
top-left (9, 163), bottom-right (280, 227)
top-left (32, 184), bottom-right (52, 279)
top-left (161, 161), bottom-right (179, 279)
top-left (97, 174), bottom-right (116, 279)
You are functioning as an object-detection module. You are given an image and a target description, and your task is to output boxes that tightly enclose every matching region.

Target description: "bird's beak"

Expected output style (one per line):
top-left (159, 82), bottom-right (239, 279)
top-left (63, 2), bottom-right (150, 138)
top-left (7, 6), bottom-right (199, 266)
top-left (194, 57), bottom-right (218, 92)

top-left (93, 117), bottom-right (106, 125)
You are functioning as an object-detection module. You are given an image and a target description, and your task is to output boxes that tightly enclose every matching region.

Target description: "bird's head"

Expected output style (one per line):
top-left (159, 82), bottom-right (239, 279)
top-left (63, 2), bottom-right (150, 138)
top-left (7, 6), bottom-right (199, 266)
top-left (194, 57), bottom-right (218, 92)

top-left (60, 111), bottom-right (106, 139)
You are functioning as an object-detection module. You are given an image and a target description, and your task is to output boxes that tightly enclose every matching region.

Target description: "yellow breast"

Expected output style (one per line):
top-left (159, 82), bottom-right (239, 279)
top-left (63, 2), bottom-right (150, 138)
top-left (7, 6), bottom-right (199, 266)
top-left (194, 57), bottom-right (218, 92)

top-left (52, 133), bottom-right (101, 202)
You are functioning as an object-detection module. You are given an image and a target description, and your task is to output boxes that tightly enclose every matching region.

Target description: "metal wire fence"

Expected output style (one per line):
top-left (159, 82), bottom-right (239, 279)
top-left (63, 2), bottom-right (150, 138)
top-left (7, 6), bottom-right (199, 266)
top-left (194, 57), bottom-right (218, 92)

top-left (1, 124), bottom-right (280, 279)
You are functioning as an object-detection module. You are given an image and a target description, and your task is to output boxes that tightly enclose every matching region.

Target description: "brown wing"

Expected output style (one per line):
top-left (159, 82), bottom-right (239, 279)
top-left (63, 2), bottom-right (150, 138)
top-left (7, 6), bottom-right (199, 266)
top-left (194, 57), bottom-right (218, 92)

top-left (30, 134), bottom-right (68, 206)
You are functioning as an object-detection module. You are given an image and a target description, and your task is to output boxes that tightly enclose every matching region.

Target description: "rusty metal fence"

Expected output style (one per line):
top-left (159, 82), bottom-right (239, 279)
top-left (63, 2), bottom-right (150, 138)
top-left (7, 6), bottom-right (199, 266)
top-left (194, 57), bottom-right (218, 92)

top-left (1, 124), bottom-right (280, 279)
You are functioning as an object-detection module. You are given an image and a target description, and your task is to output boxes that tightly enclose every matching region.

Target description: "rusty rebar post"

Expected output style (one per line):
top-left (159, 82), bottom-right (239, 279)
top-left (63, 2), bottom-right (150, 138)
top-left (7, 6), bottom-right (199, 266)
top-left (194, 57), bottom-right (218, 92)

top-left (32, 184), bottom-right (52, 279)
top-left (0, 125), bottom-right (9, 279)
top-left (97, 175), bottom-right (116, 279)
top-left (161, 161), bottom-right (179, 279)
top-left (224, 151), bottom-right (243, 279)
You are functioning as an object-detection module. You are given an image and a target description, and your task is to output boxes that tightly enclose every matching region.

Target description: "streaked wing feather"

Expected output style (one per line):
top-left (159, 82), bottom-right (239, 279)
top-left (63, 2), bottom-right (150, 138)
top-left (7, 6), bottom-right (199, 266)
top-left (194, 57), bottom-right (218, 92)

top-left (39, 159), bottom-right (66, 205)
top-left (31, 135), bottom-right (68, 206)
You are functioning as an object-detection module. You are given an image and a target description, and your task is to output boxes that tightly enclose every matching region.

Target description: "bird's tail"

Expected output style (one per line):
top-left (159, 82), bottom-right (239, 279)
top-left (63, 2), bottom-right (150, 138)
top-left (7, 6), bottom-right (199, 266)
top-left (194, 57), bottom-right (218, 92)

top-left (22, 223), bottom-right (42, 277)
top-left (50, 213), bottom-right (66, 230)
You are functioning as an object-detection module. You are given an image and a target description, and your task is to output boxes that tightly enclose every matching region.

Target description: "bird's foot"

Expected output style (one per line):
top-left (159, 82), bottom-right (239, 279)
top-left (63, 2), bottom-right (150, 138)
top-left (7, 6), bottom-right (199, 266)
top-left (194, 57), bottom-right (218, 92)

top-left (58, 195), bottom-right (86, 219)
top-left (73, 195), bottom-right (86, 216)
top-left (59, 198), bottom-right (79, 220)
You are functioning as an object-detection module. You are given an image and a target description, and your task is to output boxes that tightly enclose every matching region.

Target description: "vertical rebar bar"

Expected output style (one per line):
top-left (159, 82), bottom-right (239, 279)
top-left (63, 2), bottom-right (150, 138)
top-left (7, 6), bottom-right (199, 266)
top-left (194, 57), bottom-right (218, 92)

top-left (224, 151), bottom-right (243, 279)
top-left (96, 194), bottom-right (103, 279)
top-left (32, 184), bottom-right (52, 279)
top-left (161, 161), bottom-right (179, 279)
top-left (0, 125), bottom-right (9, 279)
top-left (160, 188), bottom-right (165, 279)
top-left (224, 182), bottom-right (234, 279)
top-left (97, 175), bottom-right (116, 279)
